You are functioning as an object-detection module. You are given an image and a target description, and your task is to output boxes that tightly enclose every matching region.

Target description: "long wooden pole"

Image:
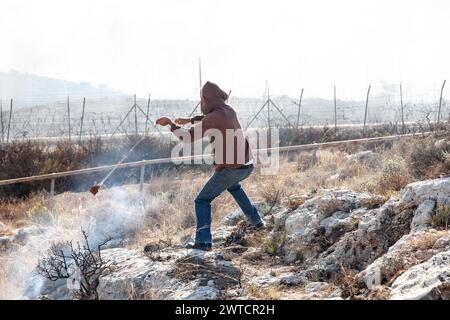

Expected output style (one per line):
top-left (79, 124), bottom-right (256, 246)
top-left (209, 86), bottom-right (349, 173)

top-left (437, 80), bottom-right (446, 124)
top-left (363, 85), bottom-right (371, 135)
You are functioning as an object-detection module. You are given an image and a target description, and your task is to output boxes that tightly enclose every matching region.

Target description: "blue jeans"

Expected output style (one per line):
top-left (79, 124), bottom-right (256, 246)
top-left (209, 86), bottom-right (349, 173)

top-left (194, 164), bottom-right (262, 244)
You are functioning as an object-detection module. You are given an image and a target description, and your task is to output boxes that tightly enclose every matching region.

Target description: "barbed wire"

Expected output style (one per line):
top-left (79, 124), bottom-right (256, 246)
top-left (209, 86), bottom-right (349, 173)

top-left (0, 80), bottom-right (447, 139)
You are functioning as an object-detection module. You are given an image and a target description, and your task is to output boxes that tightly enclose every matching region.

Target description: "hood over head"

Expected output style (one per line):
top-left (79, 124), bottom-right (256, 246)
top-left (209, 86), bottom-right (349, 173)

top-left (201, 81), bottom-right (229, 114)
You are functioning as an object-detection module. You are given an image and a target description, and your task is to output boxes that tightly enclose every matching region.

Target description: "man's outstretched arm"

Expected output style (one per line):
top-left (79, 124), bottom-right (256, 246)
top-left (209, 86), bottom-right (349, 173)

top-left (156, 116), bottom-right (208, 142)
top-left (174, 115), bottom-right (205, 125)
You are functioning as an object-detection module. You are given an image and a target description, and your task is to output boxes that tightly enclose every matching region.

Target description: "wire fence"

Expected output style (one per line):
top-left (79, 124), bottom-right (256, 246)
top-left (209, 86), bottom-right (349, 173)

top-left (0, 81), bottom-right (448, 142)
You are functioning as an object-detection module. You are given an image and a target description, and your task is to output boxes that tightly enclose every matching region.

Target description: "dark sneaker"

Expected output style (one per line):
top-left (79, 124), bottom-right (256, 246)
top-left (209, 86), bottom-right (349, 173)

top-left (247, 220), bottom-right (266, 231)
top-left (185, 242), bottom-right (212, 251)
top-left (254, 220), bottom-right (266, 230)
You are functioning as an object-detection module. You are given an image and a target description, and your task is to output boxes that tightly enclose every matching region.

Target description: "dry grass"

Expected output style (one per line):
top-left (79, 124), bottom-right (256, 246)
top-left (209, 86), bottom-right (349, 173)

top-left (409, 136), bottom-right (450, 179)
top-left (408, 230), bottom-right (449, 249)
top-left (373, 156), bottom-right (413, 195)
top-left (432, 205), bottom-right (450, 230)
top-left (245, 284), bottom-right (282, 300)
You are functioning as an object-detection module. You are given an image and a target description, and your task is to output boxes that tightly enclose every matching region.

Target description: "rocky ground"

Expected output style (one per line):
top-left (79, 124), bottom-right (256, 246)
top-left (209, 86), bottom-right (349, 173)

top-left (3, 175), bottom-right (448, 300)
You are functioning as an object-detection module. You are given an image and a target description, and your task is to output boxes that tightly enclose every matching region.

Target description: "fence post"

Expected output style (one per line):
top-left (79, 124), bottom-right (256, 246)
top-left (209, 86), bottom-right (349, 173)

top-left (50, 178), bottom-right (55, 198)
top-left (363, 85), bottom-right (371, 135)
top-left (67, 96), bottom-right (71, 141)
top-left (334, 84), bottom-right (337, 131)
top-left (0, 98), bottom-right (3, 143)
top-left (310, 145), bottom-right (318, 167)
top-left (145, 93), bottom-right (151, 135)
top-left (296, 88), bottom-right (304, 129)
top-left (7, 98), bottom-right (13, 143)
top-left (267, 87), bottom-right (271, 129)
top-left (134, 94), bottom-right (138, 136)
top-left (139, 164), bottom-right (145, 192)
top-left (437, 80), bottom-right (446, 125)
top-left (198, 58), bottom-right (202, 99)
top-left (400, 83), bottom-right (405, 134)
top-left (79, 97), bottom-right (86, 143)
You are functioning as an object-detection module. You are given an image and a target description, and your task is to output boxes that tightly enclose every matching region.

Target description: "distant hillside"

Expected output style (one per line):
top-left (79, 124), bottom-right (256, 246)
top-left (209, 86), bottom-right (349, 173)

top-left (0, 70), bottom-right (128, 108)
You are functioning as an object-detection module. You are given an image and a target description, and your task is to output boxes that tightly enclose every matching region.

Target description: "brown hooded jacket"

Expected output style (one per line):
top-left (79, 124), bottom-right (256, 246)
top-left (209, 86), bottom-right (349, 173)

top-left (170, 81), bottom-right (253, 171)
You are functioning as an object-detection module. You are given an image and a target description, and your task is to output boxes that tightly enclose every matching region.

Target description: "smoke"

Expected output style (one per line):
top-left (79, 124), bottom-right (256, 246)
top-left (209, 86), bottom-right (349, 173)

top-left (81, 187), bottom-right (147, 248)
top-left (0, 185), bottom-right (151, 299)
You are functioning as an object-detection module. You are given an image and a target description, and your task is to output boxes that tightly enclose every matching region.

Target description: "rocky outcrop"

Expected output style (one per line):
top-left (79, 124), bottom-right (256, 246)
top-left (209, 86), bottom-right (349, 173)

top-left (317, 200), bottom-right (413, 275)
top-left (359, 230), bottom-right (450, 289)
top-left (23, 246), bottom-right (242, 300)
top-left (97, 248), bottom-right (179, 300)
top-left (390, 250), bottom-right (450, 300)
top-left (282, 190), bottom-right (393, 265)
top-left (281, 177), bottom-right (449, 284)
top-left (410, 200), bottom-right (435, 231)
top-left (355, 177), bottom-right (450, 299)
top-left (16, 176), bottom-right (450, 300)
top-left (396, 177), bottom-right (450, 213)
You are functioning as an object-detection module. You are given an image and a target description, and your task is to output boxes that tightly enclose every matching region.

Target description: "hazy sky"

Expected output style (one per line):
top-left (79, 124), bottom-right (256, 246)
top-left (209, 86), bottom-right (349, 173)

top-left (1, 0), bottom-right (449, 100)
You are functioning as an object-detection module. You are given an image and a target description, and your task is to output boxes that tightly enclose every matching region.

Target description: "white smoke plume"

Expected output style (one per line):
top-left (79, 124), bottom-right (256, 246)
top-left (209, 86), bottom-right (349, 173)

top-left (0, 185), bottom-right (153, 299)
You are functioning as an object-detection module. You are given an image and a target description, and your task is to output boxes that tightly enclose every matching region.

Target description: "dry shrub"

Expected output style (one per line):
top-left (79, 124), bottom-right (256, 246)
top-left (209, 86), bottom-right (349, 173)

top-left (286, 195), bottom-right (308, 210)
top-left (260, 181), bottom-right (284, 207)
top-left (263, 231), bottom-right (285, 255)
top-left (36, 230), bottom-right (111, 300)
top-left (336, 264), bottom-right (361, 299)
top-left (374, 156), bottom-right (412, 195)
top-left (339, 162), bottom-right (368, 180)
top-left (245, 285), bottom-right (281, 300)
top-left (278, 122), bottom-right (421, 147)
top-left (408, 135), bottom-right (450, 179)
top-left (317, 149), bottom-right (347, 171)
top-left (359, 194), bottom-right (388, 209)
top-left (0, 136), bottom-right (177, 199)
top-left (296, 152), bottom-right (314, 171)
top-left (408, 230), bottom-right (448, 250)
top-left (0, 193), bottom-right (53, 225)
top-left (366, 286), bottom-right (391, 300)
top-left (432, 205), bottom-right (450, 230)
